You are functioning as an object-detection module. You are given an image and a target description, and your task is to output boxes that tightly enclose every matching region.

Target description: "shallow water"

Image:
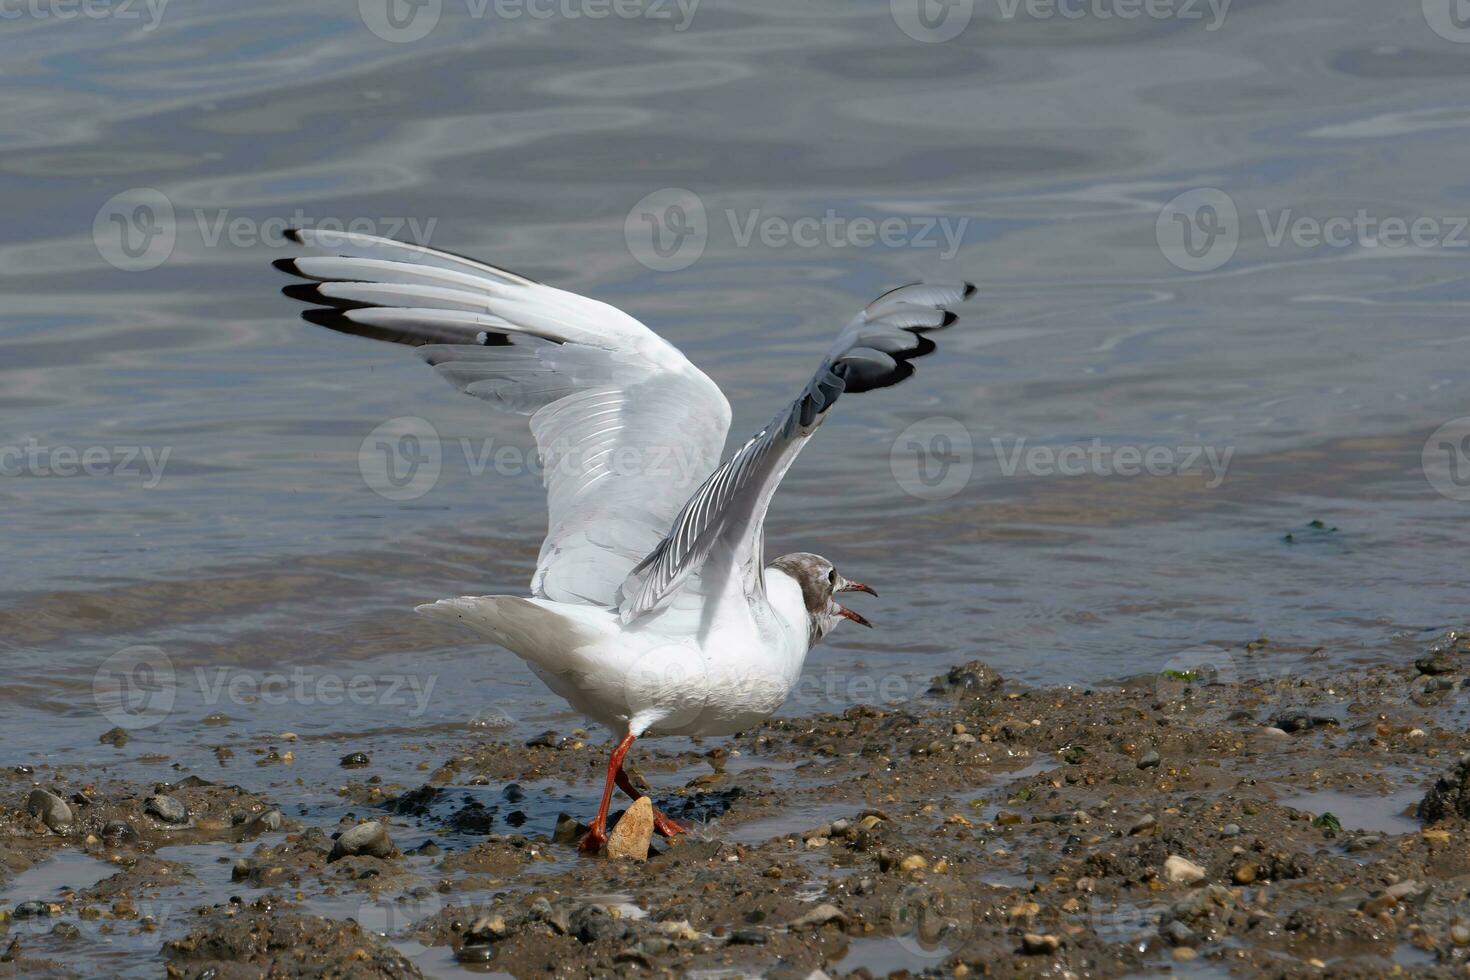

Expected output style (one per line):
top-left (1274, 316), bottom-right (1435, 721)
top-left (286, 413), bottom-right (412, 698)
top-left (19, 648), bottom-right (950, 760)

top-left (3, 1), bottom-right (1470, 782)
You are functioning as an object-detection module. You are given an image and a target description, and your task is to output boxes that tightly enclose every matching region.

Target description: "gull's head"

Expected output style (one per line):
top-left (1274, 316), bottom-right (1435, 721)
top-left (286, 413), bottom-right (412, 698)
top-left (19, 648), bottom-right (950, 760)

top-left (769, 552), bottom-right (877, 644)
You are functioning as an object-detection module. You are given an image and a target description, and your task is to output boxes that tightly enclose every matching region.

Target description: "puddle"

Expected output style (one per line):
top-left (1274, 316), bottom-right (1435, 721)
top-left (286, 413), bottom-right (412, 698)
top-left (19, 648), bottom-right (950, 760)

top-left (0, 850), bottom-right (115, 907)
top-left (833, 936), bottom-right (951, 976)
top-left (1276, 787), bottom-right (1421, 835)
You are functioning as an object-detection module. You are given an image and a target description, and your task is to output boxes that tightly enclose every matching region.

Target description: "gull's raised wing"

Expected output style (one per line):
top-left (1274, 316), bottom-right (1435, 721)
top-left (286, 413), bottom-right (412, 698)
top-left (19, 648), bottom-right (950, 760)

top-left (617, 282), bottom-right (975, 624)
top-left (275, 229), bottom-right (731, 607)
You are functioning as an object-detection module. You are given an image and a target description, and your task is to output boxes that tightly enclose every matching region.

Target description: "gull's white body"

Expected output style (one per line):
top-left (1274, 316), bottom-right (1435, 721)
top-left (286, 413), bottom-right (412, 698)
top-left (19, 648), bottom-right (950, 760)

top-left (276, 229), bottom-right (971, 746)
top-left (419, 567), bottom-right (810, 737)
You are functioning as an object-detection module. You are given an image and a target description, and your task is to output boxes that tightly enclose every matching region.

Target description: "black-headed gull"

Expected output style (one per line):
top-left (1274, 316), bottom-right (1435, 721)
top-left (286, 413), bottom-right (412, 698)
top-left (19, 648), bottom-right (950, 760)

top-left (275, 229), bottom-right (972, 850)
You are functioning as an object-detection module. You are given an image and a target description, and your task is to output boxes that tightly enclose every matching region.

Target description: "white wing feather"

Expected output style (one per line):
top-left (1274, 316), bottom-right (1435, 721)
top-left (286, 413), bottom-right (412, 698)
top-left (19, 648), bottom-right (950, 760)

top-left (276, 229), bottom-right (731, 607)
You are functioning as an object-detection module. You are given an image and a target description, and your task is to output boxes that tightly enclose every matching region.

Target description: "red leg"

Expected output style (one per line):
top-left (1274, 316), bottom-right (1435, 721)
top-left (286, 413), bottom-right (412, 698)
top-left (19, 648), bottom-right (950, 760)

top-left (579, 732), bottom-right (636, 853)
top-left (614, 766), bottom-right (689, 839)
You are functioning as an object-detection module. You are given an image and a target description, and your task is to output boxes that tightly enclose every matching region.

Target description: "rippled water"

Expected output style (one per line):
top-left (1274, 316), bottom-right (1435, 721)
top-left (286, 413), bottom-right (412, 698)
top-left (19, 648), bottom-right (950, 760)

top-left (4, 0), bottom-right (1470, 769)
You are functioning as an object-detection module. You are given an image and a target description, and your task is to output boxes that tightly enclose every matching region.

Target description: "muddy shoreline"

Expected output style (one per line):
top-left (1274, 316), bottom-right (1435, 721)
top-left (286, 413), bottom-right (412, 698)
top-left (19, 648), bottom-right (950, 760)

top-left (5, 635), bottom-right (1470, 977)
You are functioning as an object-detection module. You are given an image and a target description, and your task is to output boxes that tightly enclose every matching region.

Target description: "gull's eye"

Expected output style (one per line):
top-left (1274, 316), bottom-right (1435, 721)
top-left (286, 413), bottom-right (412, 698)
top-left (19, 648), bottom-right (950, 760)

top-left (828, 569), bottom-right (838, 586)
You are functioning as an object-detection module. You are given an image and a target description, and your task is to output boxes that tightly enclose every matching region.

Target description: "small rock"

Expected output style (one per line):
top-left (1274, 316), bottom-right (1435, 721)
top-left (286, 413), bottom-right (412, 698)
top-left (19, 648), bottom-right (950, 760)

top-left (525, 731), bottom-right (566, 749)
top-left (100, 820), bottom-right (138, 846)
top-left (1417, 652), bottom-right (1457, 675)
top-left (1128, 814), bottom-right (1157, 836)
top-left (468, 915), bottom-right (509, 943)
top-left (552, 812), bottom-right (588, 845)
top-left (144, 794), bottom-right (188, 826)
top-left (1362, 893), bottom-right (1397, 916)
top-left (570, 904), bottom-right (631, 944)
top-left (1420, 756), bottom-right (1470, 823)
top-left (1164, 855), bottom-right (1206, 885)
top-left (931, 660), bottom-right (1004, 693)
top-left (26, 789), bottom-right (73, 833)
top-left (729, 927), bottom-right (769, 945)
top-left (13, 901), bottom-right (48, 919)
top-left (1136, 750), bottom-right (1161, 770)
top-left (1232, 863), bottom-right (1258, 885)
top-left (1221, 823), bottom-right (1241, 838)
top-left (339, 752), bottom-right (371, 768)
top-left (98, 727), bottom-right (129, 748)
top-left (1163, 920), bottom-right (1196, 947)
top-left (789, 903), bottom-right (846, 931)
top-left (1451, 923), bottom-right (1470, 946)
top-left (329, 820), bottom-right (396, 861)
top-left (246, 809), bottom-right (283, 834)
top-left (1268, 712), bottom-right (1334, 734)
top-left (606, 797), bottom-right (654, 861)
top-left (455, 942), bottom-right (495, 964)
top-left (1020, 933), bottom-right (1061, 955)
top-left (899, 854), bottom-right (928, 872)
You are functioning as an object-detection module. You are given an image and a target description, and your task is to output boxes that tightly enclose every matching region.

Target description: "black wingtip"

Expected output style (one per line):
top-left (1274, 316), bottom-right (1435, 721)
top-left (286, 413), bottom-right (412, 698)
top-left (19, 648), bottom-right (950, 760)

top-left (281, 282), bottom-right (323, 304)
top-left (272, 257), bottom-right (300, 277)
top-left (284, 228), bottom-right (305, 245)
top-left (961, 282), bottom-right (977, 299)
top-left (941, 310), bottom-right (959, 327)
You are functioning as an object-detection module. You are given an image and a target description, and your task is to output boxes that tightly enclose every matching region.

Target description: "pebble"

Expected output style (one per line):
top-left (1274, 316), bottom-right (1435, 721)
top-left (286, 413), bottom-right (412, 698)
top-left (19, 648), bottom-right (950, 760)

top-left (1128, 814), bottom-right (1157, 836)
top-left (339, 752), bottom-right (371, 769)
top-left (1221, 823), bottom-right (1241, 837)
top-left (1417, 652), bottom-right (1457, 675)
top-left (1163, 920), bottom-right (1196, 947)
top-left (455, 942), bottom-right (495, 964)
top-left (144, 794), bottom-right (188, 826)
top-left (1233, 863), bottom-right (1258, 885)
top-left (552, 813), bottom-right (588, 845)
top-left (98, 727), bottom-right (129, 748)
top-left (1136, 750), bottom-right (1161, 770)
top-left (1020, 933), bottom-right (1061, 955)
top-left (1451, 923), bottom-right (1470, 946)
top-left (571, 905), bottom-right (631, 944)
top-left (26, 788), bottom-right (73, 833)
top-left (247, 809), bottom-right (283, 834)
top-left (899, 854), bottom-right (928, 872)
top-left (788, 903), bottom-right (846, 931)
top-left (100, 820), bottom-right (138, 846)
top-left (13, 901), bottom-right (49, 919)
top-left (329, 820), bottom-right (396, 861)
top-left (729, 927), bottom-right (769, 945)
top-left (1164, 855), bottom-right (1206, 885)
top-left (525, 731), bottom-right (566, 749)
top-left (606, 797), bottom-right (654, 861)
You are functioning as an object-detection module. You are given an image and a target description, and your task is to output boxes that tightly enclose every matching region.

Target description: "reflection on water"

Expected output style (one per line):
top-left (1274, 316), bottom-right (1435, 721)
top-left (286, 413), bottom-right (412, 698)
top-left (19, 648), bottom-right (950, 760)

top-left (3, 0), bottom-right (1470, 766)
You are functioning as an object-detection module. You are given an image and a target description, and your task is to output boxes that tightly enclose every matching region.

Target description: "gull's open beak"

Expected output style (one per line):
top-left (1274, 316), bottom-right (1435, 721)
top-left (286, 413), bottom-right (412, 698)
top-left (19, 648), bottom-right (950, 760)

top-left (837, 605), bottom-right (872, 628)
top-left (837, 579), bottom-right (877, 597)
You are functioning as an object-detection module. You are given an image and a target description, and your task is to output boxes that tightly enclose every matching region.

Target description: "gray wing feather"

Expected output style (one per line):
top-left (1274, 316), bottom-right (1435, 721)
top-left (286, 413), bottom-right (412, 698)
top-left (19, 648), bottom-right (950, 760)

top-left (616, 281), bottom-right (975, 623)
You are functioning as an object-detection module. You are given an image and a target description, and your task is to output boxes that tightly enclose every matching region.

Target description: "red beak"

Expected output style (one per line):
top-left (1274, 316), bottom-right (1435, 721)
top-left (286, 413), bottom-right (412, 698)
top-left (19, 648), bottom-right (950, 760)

top-left (839, 580), bottom-right (877, 597)
top-left (837, 605), bottom-right (872, 628)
